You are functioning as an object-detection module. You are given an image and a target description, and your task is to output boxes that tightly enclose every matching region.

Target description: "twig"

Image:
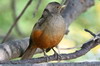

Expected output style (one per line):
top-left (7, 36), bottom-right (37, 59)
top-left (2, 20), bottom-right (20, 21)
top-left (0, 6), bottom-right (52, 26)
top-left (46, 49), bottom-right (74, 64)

top-left (84, 29), bottom-right (100, 41)
top-left (59, 45), bottom-right (81, 50)
top-left (1, 0), bottom-right (33, 43)
top-left (84, 29), bottom-right (96, 37)
top-left (11, 0), bottom-right (25, 37)
top-left (33, 0), bottom-right (42, 17)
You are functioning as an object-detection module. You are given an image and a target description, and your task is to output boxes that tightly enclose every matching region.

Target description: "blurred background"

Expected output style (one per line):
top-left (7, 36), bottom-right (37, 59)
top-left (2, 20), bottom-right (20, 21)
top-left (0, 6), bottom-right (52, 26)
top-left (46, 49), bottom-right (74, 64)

top-left (0, 0), bottom-right (100, 62)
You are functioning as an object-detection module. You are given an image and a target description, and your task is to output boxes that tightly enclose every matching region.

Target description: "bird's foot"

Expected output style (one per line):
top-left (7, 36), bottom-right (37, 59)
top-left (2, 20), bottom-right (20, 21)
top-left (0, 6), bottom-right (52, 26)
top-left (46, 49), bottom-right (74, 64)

top-left (42, 49), bottom-right (49, 62)
top-left (54, 52), bottom-right (62, 61)
top-left (52, 48), bottom-right (62, 61)
top-left (44, 54), bottom-right (49, 62)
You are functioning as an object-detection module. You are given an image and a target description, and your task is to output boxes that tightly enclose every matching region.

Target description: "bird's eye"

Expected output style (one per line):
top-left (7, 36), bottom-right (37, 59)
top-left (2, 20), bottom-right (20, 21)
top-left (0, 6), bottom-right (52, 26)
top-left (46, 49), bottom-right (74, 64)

top-left (56, 6), bottom-right (59, 8)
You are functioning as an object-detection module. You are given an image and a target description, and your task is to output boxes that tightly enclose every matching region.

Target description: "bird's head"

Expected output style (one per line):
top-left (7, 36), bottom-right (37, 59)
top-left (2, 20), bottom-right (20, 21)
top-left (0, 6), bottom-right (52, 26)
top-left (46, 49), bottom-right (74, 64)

top-left (45, 2), bottom-right (66, 14)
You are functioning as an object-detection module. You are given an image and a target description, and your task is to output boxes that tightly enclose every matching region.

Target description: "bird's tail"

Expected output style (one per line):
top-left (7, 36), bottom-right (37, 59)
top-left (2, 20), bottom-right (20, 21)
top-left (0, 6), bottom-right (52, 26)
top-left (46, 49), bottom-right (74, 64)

top-left (21, 46), bottom-right (37, 60)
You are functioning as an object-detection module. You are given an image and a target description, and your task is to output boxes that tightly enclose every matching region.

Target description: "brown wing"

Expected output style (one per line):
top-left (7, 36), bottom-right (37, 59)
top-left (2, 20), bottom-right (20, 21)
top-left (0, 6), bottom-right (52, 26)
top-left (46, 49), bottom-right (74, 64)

top-left (29, 8), bottom-right (52, 52)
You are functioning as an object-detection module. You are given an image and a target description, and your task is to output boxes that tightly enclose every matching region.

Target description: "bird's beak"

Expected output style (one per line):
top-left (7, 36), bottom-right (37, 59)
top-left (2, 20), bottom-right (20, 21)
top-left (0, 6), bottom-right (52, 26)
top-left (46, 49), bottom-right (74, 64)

top-left (61, 5), bottom-right (66, 9)
top-left (59, 5), bottom-right (66, 12)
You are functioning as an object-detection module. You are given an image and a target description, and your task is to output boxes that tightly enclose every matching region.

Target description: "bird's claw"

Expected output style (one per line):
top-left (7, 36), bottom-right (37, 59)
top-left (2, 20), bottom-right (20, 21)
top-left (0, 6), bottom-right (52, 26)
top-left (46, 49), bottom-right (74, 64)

top-left (54, 53), bottom-right (62, 61)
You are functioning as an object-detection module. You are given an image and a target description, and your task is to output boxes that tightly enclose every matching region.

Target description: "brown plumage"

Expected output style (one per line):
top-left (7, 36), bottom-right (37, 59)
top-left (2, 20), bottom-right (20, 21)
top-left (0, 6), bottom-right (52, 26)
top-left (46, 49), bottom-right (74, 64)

top-left (21, 2), bottom-right (66, 60)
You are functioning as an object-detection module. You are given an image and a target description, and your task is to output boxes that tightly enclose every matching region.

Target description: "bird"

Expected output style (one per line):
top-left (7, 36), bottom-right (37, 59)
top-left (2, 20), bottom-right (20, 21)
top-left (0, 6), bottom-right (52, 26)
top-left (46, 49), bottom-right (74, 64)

top-left (21, 2), bottom-right (67, 60)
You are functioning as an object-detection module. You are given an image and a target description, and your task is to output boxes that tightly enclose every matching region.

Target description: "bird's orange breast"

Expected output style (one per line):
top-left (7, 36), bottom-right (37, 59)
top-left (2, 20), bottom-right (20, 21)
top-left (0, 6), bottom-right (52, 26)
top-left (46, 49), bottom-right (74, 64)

top-left (32, 29), bottom-right (64, 49)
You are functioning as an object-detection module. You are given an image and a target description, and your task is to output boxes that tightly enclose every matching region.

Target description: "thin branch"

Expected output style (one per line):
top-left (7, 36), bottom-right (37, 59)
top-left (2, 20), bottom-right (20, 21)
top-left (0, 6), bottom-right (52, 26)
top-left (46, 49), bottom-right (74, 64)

top-left (1, 0), bottom-right (33, 43)
top-left (59, 45), bottom-right (81, 50)
top-left (84, 29), bottom-right (96, 37)
top-left (33, 0), bottom-right (42, 17)
top-left (11, 0), bottom-right (25, 37)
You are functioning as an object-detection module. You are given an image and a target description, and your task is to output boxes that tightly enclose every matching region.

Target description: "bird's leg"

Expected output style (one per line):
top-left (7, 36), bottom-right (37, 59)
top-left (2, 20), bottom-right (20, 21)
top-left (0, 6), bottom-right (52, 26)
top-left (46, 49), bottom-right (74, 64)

top-left (52, 48), bottom-right (62, 61)
top-left (42, 49), bottom-right (49, 62)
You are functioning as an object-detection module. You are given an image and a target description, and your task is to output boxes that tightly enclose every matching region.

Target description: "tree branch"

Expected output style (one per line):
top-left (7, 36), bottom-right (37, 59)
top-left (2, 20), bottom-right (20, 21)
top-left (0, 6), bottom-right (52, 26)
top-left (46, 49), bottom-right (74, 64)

top-left (0, 0), bottom-right (94, 62)
top-left (11, 0), bottom-right (25, 37)
top-left (33, 0), bottom-right (42, 17)
top-left (62, 0), bottom-right (94, 28)
top-left (0, 37), bottom-right (43, 62)
top-left (0, 62), bottom-right (100, 66)
top-left (1, 30), bottom-right (100, 63)
top-left (1, 0), bottom-right (33, 43)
